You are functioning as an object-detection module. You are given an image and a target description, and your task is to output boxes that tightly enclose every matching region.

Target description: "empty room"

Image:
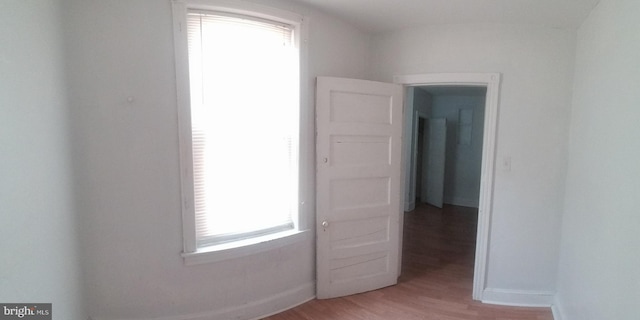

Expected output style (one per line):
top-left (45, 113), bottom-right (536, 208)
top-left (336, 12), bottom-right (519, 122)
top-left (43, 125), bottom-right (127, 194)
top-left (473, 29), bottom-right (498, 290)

top-left (1, 0), bottom-right (638, 320)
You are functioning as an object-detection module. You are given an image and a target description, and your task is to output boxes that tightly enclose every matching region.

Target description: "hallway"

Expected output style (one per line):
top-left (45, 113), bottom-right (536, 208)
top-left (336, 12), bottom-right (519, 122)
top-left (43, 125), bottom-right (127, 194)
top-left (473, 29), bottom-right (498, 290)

top-left (264, 204), bottom-right (553, 319)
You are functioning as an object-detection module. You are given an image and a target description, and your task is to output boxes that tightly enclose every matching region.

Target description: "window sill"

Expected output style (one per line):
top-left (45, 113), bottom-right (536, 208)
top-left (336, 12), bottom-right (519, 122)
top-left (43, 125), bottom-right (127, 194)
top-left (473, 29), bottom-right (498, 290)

top-left (182, 229), bottom-right (310, 266)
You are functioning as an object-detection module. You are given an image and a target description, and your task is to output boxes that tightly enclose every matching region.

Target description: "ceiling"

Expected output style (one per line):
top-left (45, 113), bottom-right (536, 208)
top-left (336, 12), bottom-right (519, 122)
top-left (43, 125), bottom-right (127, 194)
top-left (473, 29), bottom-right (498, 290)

top-left (293, 0), bottom-right (600, 34)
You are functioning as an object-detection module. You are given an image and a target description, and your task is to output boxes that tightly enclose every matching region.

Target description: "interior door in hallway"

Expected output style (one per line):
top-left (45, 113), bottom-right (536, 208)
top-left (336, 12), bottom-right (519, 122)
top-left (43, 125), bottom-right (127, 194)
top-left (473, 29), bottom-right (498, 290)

top-left (424, 118), bottom-right (446, 208)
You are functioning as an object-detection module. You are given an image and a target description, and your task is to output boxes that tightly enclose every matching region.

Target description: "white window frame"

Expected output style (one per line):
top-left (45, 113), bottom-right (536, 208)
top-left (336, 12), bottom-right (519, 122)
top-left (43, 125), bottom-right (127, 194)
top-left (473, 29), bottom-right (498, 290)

top-left (171, 0), bottom-right (309, 265)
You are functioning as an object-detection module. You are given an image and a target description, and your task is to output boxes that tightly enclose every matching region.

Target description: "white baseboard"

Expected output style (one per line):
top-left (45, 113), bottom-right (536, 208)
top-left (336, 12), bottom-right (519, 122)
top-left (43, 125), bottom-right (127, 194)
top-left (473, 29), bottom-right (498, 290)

top-left (444, 197), bottom-right (478, 208)
top-left (481, 288), bottom-right (555, 307)
top-left (405, 200), bottom-right (416, 212)
top-left (91, 282), bottom-right (315, 320)
top-left (551, 303), bottom-right (564, 320)
top-left (551, 294), bottom-right (567, 320)
top-left (248, 293), bottom-right (315, 320)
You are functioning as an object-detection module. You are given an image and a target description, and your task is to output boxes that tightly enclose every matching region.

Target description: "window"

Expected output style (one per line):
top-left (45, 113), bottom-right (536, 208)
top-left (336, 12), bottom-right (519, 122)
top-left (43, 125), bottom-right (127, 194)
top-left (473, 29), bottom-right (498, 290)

top-left (172, 0), bottom-right (305, 260)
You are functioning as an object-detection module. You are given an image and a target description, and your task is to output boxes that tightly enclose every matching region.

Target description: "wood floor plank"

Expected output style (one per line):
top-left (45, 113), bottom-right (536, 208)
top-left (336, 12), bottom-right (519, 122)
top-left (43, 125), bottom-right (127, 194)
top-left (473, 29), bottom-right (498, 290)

top-left (263, 204), bottom-right (553, 320)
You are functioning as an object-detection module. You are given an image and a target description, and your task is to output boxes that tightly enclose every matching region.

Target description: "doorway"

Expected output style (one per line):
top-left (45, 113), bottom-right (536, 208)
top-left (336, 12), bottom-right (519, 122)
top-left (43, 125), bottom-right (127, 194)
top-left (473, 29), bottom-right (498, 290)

top-left (411, 86), bottom-right (487, 209)
top-left (396, 73), bottom-right (501, 300)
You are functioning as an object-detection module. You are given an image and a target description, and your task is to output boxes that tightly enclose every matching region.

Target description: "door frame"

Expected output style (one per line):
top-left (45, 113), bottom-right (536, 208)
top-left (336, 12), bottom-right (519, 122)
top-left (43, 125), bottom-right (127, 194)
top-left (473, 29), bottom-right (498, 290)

top-left (413, 110), bottom-right (429, 208)
top-left (394, 73), bottom-right (501, 300)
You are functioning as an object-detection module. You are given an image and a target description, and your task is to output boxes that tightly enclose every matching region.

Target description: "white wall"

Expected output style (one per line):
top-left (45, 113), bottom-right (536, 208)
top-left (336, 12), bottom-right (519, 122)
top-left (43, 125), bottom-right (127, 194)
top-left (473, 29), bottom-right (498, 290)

top-left (62, 0), bottom-right (370, 319)
top-left (414, 88), bottom-right (433, 115)
top-left (430, 93), bottom-right (485, 208)
top-left (555, 0), bottom-right (640, 319)
top-left (370, 24), bottom-right (576, 302)
top-left (0, 1), bottom-right (87, 319)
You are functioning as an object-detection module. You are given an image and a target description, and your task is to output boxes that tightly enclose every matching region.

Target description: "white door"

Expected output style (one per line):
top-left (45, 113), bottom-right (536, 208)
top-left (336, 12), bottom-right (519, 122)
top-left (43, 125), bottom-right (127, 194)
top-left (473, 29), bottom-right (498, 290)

top-left (419, 117), bottom-right (429, 203)
top-left (424, 118), bottom-right (447, 208)
top-left (316, 77), bottom-right (403, 299)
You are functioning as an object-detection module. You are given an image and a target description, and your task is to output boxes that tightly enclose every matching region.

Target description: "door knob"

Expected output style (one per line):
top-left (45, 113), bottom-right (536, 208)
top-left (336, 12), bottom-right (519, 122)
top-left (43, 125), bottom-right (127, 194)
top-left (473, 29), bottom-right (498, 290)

top-left (321, 220), bottom-right (329, 228)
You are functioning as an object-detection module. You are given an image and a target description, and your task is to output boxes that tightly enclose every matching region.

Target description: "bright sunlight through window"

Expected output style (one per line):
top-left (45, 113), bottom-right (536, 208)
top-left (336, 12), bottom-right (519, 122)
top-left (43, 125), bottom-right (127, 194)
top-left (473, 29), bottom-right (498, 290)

top-left (186, 10), bottom-right (299, 247)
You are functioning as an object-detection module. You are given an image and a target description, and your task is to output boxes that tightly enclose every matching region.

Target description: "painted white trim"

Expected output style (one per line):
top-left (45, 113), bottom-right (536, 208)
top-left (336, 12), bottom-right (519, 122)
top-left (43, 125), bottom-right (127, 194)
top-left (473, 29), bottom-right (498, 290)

top-left (171, 0), bottom-right (309, 256)
top-left (182, 229), bottom-right (310, 265)
top-left (171, 0), bottom-right (197, 253)
top-left (551, 294), bottom-right (566, 320)
top-left (551, 304), bottom-right (563, 320)
top-left (90, 282), bottom-right (315, 320)
top-left (402, 88), bottom-right (416, 212)
top-left (175, 0), bottom-right (305, 24)
top-left (248, 295), bottom-right (315, 320)
top-left (413, 110), bottom-right (430, 204)
top-left (481, 288), bottom-right (555, 307)
top-left (394, 73), bottom-right (501, 301)
top-left (443, 196), bottom-right (479, 208)
top-left (395, 73), bottom-right (494, 85)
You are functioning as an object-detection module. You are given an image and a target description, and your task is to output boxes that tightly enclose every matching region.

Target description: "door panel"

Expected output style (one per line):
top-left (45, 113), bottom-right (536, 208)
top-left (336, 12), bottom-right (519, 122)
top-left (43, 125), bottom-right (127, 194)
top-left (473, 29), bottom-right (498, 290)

top-left (316, 77), bottom-right (403, 299)
top-left (330, 135), bottom-right (390, 166)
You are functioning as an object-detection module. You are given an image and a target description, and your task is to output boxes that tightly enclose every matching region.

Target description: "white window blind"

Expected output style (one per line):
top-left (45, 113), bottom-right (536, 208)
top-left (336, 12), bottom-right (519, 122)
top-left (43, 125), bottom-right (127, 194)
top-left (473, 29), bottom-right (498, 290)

top-left (186, 10), bottom-right (299, 247)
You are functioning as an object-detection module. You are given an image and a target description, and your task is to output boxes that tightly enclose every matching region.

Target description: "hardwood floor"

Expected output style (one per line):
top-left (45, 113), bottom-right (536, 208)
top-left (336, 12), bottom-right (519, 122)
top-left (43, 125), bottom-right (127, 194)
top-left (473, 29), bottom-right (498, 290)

top-left (263, 203), bottom-right (553, 320)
